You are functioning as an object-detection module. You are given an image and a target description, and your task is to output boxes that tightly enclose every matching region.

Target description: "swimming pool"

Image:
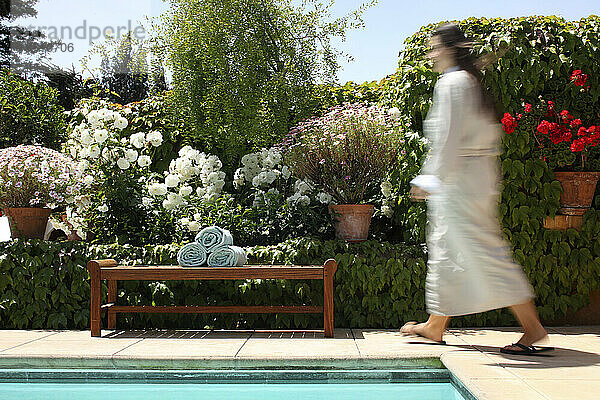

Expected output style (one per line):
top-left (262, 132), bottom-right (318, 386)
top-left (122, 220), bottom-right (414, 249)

top-left (0, 369), bottom-right (474, 400)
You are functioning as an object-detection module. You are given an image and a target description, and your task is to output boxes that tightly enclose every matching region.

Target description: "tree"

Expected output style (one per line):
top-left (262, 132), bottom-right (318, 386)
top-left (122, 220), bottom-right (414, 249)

top-left (161, 0), bottom-right (373, 173)
top-left (0, 0), bottom-right (57, 77)
top-left (43, 64), bottom-right (99, 110)
top-left (98, 33), bottom-right (150, 105)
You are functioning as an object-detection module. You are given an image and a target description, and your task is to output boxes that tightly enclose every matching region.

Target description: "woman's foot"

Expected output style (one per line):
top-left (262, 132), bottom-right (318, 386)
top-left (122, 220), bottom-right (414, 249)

top-left (502, 328), bottom-right (548, 353)
top-left (400, 320), bottom-right (445, 343)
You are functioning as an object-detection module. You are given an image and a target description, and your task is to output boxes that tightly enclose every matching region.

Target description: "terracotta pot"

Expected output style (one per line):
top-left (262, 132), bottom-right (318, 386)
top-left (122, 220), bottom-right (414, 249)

top-left (543, 215), bottom-right (583, 231)
top-left (554, 171), bottom-right (600, 215)
top-left (3, 207), bottom-right (51, 240)
top-left (328, 204), bottom-right (374, 242)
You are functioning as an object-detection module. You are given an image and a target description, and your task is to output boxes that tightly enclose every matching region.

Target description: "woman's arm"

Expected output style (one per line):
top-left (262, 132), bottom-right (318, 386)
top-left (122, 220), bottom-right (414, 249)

top-left (411, 74), bottom-right (467, 194)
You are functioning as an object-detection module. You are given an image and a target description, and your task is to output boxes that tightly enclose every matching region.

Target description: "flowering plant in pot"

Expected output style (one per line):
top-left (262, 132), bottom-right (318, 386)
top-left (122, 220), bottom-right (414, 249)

top-left (0, 145), bottom-right (81, 239)
top-left (501, 69), bottom-right (600, 216)
top-left (283, 103), bottom-right (404, 241)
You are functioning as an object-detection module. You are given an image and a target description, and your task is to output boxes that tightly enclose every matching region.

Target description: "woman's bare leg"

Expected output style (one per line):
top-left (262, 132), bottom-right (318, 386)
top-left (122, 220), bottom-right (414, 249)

top-left (506, 300), bottom-right (547, 348)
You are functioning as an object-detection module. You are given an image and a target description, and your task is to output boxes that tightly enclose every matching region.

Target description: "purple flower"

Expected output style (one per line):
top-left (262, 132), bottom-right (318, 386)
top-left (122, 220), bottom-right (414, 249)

top-left (344, 176), bottom-right (350, 180)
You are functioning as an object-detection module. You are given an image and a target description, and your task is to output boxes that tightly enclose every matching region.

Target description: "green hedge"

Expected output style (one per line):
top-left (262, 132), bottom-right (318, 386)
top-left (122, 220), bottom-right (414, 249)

top-left (2, 236), bottom-right (599, 330)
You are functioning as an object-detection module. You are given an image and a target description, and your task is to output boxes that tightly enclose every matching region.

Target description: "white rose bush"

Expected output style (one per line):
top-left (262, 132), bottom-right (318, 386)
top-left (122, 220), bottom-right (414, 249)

top-left (53, 92), bottom-right (423, 245)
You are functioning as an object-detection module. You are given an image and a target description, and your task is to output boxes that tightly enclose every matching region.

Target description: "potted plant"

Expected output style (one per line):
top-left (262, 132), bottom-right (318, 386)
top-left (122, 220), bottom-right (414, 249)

top-left (283, 103), bottom-right (403, 242)
top-left (0, 145), bottom-right (81, 239)
top-left (502, 70), bottom-right (600, 219)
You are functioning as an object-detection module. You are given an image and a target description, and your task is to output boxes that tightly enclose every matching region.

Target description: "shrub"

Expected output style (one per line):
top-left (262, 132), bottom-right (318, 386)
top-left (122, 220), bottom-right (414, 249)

top-left (0, 69), bottom-right (67, 150)
top-left (1, 236), bottom-right (599, 330)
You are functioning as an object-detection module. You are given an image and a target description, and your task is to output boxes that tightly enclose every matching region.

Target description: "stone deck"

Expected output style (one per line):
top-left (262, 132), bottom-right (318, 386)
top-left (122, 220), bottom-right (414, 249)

top-left (0, 326), bottom-right (598, 400)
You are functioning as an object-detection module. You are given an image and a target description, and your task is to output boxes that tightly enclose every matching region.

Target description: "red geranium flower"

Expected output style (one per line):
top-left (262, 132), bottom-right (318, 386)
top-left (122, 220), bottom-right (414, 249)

top-left (570, 119), bottom-right (582, 128)
top-left (571, 138), bottom-right (585, 152)
top-left (524, 103), bottom-right (532, 113)
top-left (537, 120), bottom-right (554, 135)
top-left (571, 70), bottom-right (588, 87)
top-left (501, 113), bottom-right (517, 134)
top-left (547, 101), bottom-right (554, 110)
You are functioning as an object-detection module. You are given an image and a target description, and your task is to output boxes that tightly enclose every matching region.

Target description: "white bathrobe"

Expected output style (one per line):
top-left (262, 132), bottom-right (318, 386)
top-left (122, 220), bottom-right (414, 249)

top-left (411, 69), bottom-right (534, 316)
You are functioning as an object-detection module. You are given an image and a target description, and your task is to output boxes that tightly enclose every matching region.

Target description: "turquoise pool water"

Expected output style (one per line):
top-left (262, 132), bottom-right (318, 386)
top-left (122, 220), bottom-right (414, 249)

top-left (1, 382), bottom-right (466, 400)
top-left (0, 369), bottom-right (471, 400)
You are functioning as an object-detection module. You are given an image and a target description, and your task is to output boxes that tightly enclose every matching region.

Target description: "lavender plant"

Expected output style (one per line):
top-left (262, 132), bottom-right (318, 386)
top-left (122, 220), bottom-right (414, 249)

top-left (283, 103), bottom-right (403, 204)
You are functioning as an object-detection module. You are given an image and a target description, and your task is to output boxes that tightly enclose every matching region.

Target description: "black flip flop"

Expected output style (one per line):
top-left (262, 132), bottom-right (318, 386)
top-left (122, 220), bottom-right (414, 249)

top-left (500, 342), bottom-right (554, 356)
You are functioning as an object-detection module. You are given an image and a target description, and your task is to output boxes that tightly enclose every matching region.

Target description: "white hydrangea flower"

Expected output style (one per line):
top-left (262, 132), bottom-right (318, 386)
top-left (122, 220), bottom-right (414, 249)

top-left (382, 205), bottom-right (394, 218)
top-left (83, 175), bottom-right (94, 186)
top-left (147, 130), bottom-right (163, 147)
top-left (179, 145), bottom-right (193, 157)
top-left (179, 217), bottom-right (190, 225)
top-left (137, 155), bottom-right (151, 167)
top-left (97, 204), bottom-right (109, 213)
top-left (167, 192), bottom-right (184, 207)
top-left (88, 146), bottom-right (100, 159)
top-left (130, 132), bottom-right (146, 149)
top-left (296, 180), bottom-right (311, 194)
top-left (281, 165), bottom-right (291, 180)
top-left (179, 186), bottom-right (193, 197)
top-left (148, 182), bottom-right (168, 196)
top-left (162, 199), bottom-right (176, 210)
top-left (114, 117), bottom-right (129, 130)
top-left (388, 107), bottom-right (401, 120)
top-left (93, 129), bottom-right (109, 144)
top-left (125, 149), bottom-right (138, 163)
top-left (80, 129), bottom-right (93, 145)
top-left (165, 174), bottom-right (180, 188)
top-left (381, 180), bottom-right (393, 198)
top-left (141, 197), bottom-right (152, 206)
top-left (297, 195), bottom-right (310, 207)
top-left (187, 221), bottom-right (200, 232)
top-left (317, 192), bottom-right (333, 204)
top-left (117, 158), bottom-right (130, 170)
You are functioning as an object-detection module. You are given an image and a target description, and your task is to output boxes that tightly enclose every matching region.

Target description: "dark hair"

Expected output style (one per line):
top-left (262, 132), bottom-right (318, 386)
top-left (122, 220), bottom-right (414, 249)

top-left (432, 23), bottom-right (497, 117)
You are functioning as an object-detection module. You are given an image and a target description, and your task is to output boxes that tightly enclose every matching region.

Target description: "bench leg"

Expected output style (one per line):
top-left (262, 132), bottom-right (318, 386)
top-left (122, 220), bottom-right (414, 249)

top-left (108, 280), bottom-right (117, 329)
top-left (323, 259), bottom-right (337, 338)
top-left (89, 262), bottom-right (102, 337)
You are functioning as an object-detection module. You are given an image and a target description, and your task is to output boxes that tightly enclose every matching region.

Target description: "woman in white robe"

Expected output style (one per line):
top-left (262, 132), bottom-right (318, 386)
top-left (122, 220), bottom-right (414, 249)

top-left (402, 23), bottom-right (551, 355)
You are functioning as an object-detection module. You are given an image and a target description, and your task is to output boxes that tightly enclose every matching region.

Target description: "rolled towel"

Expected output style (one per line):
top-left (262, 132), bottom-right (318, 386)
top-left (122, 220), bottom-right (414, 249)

top-left (207, 245), bottom-right (247, 267)
top-left (177, 242), bottom-right (208, 267)
top-left (195, 226), bottom-right (234, 253)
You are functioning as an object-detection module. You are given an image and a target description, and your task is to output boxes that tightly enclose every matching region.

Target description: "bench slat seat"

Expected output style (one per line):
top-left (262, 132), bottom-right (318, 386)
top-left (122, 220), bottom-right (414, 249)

top-left (87, 258), bottom-right (337, 338)
top-left (102, 265), bottom-right (325, 280)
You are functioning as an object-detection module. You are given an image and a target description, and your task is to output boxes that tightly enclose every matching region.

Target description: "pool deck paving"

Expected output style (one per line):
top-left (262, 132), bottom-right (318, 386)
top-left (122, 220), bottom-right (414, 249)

top-left (0, 325), bottom-right (598, 400)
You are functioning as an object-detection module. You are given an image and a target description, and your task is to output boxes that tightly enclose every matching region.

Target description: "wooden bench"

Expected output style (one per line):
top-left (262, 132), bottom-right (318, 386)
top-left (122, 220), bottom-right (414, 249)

top-left (87, 259), bottom-right (338, 338)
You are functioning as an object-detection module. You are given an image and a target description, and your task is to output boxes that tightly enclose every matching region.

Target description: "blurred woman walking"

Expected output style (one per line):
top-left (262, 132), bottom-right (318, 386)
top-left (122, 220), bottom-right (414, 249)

top-left (403, 23), bottom-right (552, 356)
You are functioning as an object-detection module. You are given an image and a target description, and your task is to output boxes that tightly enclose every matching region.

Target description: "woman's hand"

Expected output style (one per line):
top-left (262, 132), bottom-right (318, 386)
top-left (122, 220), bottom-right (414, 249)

top-left (409, 186), bottom-right (429, 201)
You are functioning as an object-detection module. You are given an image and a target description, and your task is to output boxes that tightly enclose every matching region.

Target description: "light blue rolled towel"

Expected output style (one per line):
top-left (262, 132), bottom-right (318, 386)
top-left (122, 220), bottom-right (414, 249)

top-left (207, 245), bottom-right (247, 267)
top-left (177, 242), bottom-right (208, 267)
top-left (195, 226), bottom-right (234, 253)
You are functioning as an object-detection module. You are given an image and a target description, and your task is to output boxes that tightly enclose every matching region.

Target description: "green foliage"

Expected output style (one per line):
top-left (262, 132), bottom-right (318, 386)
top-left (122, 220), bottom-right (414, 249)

top-left (191, 194), bottom-right (334, 247)
top-left (2, 236), bottom-right (599, 329)
top-left (0, 69), bottom-right (67, 149)
top-left (162, 0), bottom-right (371, 175)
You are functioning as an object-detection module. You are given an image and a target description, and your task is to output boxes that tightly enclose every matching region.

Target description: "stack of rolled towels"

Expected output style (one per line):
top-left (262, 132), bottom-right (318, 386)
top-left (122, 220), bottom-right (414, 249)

top-left (177, 226), bottom-right (247, 267)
